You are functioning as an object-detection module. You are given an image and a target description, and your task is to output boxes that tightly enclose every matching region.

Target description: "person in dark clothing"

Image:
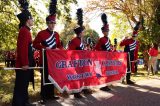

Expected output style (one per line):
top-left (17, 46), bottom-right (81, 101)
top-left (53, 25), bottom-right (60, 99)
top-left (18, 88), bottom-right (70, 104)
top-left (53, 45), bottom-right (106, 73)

top-left (33, 0), bottom-right (62, 104)
top-left (120, 22), bottom-right (141, 84)
top-left (94, 13), bottom-right (112, 91)
top-left (68, 8), bottom-right (84, 99)
top-left (12, 1), bottom-right (35, 106)
top-left (68, 8), bottom-right (92, 98)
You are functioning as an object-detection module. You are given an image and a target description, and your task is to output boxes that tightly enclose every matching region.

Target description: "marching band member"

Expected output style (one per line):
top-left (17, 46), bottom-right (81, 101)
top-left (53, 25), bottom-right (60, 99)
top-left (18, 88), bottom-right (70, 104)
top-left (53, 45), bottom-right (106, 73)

top-left (68, 8), bottom-right (84, 99)
top-left (12, 0), bottom-right (35, 106)
top-left (94, 13), bottom-right (112, 91)
top-left (120, 22), bottom-right (141, 84)
top-left (33, 0), bottom-right (62, 103)
top-left (68, 8), bottom-right (92, 98)
top-left (68, 8), bottom-right (85, 51)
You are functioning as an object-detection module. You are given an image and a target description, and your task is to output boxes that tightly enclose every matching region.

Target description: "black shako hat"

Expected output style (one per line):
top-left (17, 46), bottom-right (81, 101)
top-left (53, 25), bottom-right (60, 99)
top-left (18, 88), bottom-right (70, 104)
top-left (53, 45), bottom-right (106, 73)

top-left (74, 8), bottom-right (84, 35)
top-left (17, 0), bottom-right (32, 28)
top-left (17, 9), bottom-right (32, 23)
top-left (17, 0), bottom-right (32, 23)
top-left (101, 13), bottom-right (109, 32)
top-left (46, 0), bottom-right (57, 23)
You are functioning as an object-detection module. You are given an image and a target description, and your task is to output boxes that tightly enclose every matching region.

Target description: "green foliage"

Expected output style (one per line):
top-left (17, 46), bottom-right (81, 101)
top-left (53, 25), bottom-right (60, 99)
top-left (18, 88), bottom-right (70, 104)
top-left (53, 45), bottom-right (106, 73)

top-left (0, 0), bottom-right (78, 46)
top-left (60, 21), bottom-right (76, 48)
top-left (110, 13), bottom-right (131, 44)
top-left (60, 20), bottom-right (99, 48)
top-left (138, 52), bottom-right (143, 59)
top-left (0, 1), bottom-right (18, 50)
top-left (83, 29), bottom-right (99, 45)
top-left (58, 0), bottom-right (77, 22)
top-left (0, 0), bottom-right (78, 60)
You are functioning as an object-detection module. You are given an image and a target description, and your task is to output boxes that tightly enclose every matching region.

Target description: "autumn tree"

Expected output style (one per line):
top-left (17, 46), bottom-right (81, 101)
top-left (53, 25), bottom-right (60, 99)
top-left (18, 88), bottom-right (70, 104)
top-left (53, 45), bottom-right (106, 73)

top-left (86, 0), bottom-right (160, 51)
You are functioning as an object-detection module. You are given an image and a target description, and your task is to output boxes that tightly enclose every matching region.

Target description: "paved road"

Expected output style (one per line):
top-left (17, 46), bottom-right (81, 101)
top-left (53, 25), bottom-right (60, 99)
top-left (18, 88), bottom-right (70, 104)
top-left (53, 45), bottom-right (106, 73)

top-left (33, 77), bottom-right (160, 106)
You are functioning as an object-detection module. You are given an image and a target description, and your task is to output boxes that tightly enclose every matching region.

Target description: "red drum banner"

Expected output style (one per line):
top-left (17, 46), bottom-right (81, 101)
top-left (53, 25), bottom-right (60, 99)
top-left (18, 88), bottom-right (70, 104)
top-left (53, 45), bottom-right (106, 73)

top-left (46, 50), bottom-right (127, 93)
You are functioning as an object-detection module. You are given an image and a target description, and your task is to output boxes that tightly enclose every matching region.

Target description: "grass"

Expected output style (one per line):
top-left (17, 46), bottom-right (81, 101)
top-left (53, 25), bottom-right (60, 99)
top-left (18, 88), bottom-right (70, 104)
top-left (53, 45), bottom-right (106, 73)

top-left (0, 64), bottom-right (160, 106)
top-left (0, 67), bottom-right (41, 106)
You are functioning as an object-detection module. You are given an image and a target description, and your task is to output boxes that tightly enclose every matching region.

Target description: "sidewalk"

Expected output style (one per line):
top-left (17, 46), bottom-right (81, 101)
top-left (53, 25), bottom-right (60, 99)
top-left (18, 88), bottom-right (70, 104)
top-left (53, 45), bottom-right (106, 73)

top-left (33, 77), bottom-right (160, 106)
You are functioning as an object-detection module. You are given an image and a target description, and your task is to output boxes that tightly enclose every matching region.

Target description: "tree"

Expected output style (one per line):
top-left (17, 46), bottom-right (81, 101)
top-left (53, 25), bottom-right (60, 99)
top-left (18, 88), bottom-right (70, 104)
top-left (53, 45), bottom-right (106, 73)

top-left (109, 12), bottom-right (131, 44)
top-left (0, 0), bottom-right (78, 48)
top-left (60, 20), bottom-right (99, 49)
top-left (0, 1), bottom-right (19, 50)
top-left (86, 0), bottom-right (160, 51)
top-left (83, 28), bottom-right (99, 46)
top-left (0, 0), bottom-right (78, 60)
top-left (60, 21), bottom-right (76, 48)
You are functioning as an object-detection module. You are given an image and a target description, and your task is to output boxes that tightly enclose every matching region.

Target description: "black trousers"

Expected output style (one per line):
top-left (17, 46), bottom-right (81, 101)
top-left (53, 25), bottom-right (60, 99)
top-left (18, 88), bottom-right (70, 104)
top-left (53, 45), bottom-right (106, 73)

top-left (126, 53), bottom-right (134, 82)
top-left (134, 62), bottom-right (138, 73)
top-left (40, 50), bottom-right (55, 100)
top-left (40, 69), bottom-right (55, 100)
top-left (12, 70), bottom-right (30, 106)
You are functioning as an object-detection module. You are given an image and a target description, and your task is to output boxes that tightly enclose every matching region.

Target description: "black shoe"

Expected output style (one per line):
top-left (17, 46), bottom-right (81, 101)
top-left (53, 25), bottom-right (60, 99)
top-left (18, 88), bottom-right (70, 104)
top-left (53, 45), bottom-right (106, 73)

top-left (74, 93), bottom-right (83, 98)
top-left (100, 86), bottom-right (111, 91)
top-left (40, 99), bottom-right (46, 105)
top-left (82, 89), bottom-right (92, 95)
top-left (51, 96), bottom-right (60, 100)
top-left (25, 102), bottom-right (36, 106)
top-left (127, 80), bottom-right (135, 85)
top-left (43, 95), bottom-right (60, 100)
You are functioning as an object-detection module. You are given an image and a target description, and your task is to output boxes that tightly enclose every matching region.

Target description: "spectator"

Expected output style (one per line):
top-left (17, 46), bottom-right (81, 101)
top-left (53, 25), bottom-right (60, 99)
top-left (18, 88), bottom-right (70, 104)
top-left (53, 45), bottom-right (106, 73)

top-left (148, 43), bottom-right (158, 75)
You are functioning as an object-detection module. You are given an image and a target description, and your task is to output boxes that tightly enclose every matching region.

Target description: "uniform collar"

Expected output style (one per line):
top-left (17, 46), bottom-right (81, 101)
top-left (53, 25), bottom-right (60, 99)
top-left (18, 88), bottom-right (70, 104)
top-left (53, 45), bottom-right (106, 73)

top-left (77, 36), bottom-right (81, 40)
top-left (46, 28), bottom-right (53, 34)
top-left (25, 25), bottom-right (31, 31)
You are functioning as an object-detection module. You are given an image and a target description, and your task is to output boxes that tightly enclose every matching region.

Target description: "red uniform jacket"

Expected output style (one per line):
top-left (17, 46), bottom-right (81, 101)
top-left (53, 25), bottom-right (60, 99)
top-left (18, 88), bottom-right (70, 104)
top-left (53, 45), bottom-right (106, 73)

top-left (120, 38), bottom-right (139, 60)
top-left (33, 29), bottom-right (63, 64)
top-left (68, 37), bottom-right (84, 50)
top-left (16, 26), bottom-right (33, 68)
top-left (120, 38), bottom-right (139, 72)
top-left (95, 36), bottom-right (111, 51)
